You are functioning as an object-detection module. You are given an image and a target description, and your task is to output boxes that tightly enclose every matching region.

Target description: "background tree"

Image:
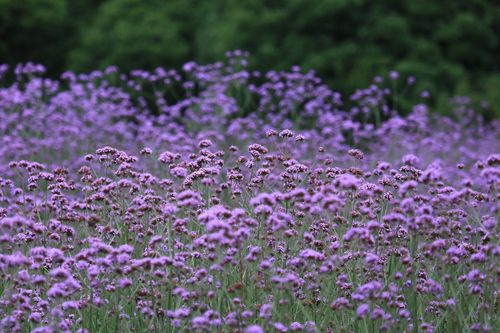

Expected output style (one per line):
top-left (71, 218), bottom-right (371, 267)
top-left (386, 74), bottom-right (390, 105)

top-left (0, 0), bottom-right (498, 117)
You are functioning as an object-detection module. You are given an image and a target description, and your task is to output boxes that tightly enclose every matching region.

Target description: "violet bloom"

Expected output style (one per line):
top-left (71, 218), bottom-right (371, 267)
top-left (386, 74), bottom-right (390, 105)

top-left (246, 325), bottom-right (264, 333)
top-left (274, 322), bottom-right (288, 332)
top-left (389, 71), bottom-right (399, 80)
top-left (259, 303), bottom-right (273, 319)
top-left (119, 277), bottom-right (133, 288)
top-left (356, 303), bottom-right (370, 318)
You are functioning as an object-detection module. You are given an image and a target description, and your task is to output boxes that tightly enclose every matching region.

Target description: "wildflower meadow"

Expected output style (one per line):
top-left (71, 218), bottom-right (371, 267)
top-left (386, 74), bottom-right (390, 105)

top-left (0, 54), bottom-right (498, 332)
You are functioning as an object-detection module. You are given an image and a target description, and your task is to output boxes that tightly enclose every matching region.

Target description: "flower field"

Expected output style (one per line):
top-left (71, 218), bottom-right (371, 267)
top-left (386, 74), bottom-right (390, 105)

top-left (0, 55), bottom-right (498, 332)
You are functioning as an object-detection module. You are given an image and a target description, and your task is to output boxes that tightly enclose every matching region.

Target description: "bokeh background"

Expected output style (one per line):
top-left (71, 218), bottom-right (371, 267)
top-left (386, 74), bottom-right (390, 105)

top-left (1, 0), bottom-right (499, 118)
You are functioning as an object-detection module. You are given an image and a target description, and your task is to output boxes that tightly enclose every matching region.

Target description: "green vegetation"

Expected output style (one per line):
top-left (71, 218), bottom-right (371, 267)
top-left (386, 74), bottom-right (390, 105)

top-left (1, 0), bottom-right (499, 117)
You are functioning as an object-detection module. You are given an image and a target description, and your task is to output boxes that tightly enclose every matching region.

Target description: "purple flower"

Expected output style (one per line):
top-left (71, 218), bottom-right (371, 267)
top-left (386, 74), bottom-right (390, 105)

top-left (389, 71), bottom-right (399, 80)
top-left (299, 249), bottom-right (325, 261)
top-left (62, 300), bottom-right (80, 310)
top-left (119, 277), bottom-right (133, 288)
top-left (171, 166), bottom-right (188, 178)
top-left (334, 174), bottom-right (361, 190)
top-left (259, 303), bottom-right (273, 319)
top-left (290, 322), bottom-right (303, 331)
top-left (356, 303), bottom-right (370, 317)
top-left (274, 322), bottom-right (288, 332)
top-left (246, 325), bottom-right (264, 333)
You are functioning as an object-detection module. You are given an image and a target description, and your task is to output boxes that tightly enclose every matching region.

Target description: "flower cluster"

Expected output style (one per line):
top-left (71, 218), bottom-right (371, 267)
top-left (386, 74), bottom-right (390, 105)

top-left (0, 57), bottom-right (498, 332)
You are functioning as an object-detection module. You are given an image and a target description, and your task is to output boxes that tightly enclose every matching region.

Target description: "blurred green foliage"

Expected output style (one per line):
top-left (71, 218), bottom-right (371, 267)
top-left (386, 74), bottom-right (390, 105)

top-left (1, 0), bottom-right (499, 117)
top-left (0, 0), bottom-right (71, 72)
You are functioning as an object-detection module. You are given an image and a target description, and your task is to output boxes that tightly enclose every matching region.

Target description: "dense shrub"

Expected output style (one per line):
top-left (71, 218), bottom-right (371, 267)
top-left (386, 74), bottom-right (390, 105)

top-left (0, 0), bottom-right (72, 74)
top-left (68, 0), bottom-right (195, 72)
